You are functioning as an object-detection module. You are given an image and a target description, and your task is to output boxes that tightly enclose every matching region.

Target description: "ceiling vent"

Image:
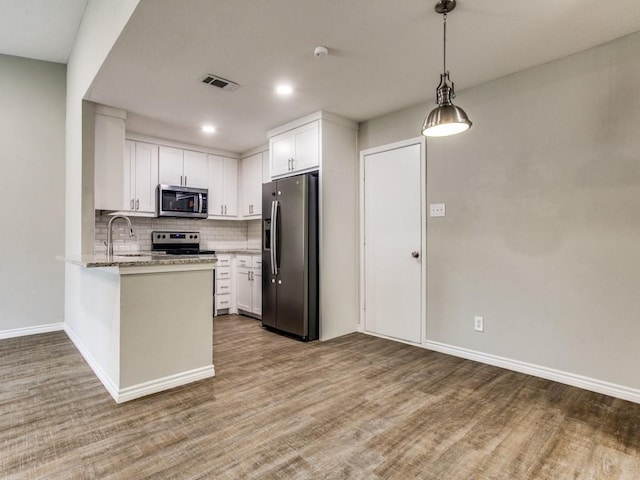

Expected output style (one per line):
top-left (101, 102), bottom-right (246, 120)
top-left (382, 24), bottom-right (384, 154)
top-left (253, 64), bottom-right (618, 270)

top-left (200, 74), bottom-right (240, 91)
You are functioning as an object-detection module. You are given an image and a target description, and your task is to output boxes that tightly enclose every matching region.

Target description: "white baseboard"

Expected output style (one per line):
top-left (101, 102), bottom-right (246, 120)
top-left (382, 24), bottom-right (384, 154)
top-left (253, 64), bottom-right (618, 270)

top-left (425, 340), bottom-right (640, 405)
top-left (64, 324), bottom-right (215, 404)
top-left (63, 324), bottom-right (120, 401)
top-left (117, 365), bottom-right (215, 403)
top-left (0, 322), bottom-right (63, 340)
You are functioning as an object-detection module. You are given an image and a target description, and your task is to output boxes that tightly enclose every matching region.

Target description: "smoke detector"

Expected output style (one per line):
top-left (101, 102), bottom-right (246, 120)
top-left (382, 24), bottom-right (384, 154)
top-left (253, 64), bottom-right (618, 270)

top-left (200, 74), bottom-right (240, 91)
top-left (314, 46), bottom-right (329, 57)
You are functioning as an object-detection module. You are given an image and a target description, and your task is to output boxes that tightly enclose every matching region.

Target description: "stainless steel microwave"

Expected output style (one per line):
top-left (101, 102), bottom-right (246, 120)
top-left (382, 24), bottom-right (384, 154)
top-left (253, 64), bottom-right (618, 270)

top-left (157, 184), bottom-right (208, 219)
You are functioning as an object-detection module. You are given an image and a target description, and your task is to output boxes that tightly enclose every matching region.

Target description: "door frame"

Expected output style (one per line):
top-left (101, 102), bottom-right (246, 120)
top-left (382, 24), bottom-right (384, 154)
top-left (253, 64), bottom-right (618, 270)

top-left (359, 137), bottom-right (427, 347)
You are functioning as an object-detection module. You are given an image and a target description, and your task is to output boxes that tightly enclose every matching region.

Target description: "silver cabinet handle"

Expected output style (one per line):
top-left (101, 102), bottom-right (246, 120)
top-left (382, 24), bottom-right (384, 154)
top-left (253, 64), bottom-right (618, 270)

top-left (130, 199), bottom-right (134, 210)
top-left (411, 251), bottom-right (420, 258)
top-left (184, 175), bottom-right (188, 186)
top-left (220, 205), bottom-right (224, 215)
top-left (135, 199), bottom-right (139, 210)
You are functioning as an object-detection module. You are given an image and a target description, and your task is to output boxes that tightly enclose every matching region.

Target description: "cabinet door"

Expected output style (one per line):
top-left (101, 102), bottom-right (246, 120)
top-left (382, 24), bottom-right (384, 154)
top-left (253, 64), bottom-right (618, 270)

top-left (293, 121), bottom-right (319, 172)
top-left (223, 157), bottom-right (238, 216)
top-left (262, 150), bottom-right (270, 184)
top-left (269, 122), bottom-right (319, 178)
top-left (242, 153), bottom-right (262, 216)
top-left (183, 150), bottom-right (208, 188)
top-left (208, 154), bottom-right (225, 216)
top-left (237, 269), bottom-right (252, 312)
top-left (252, 273), bottom-right (262, 315)
top-left (133, 142), bottom-right (159, 213)
top-left (123, 140), bottom-right (135, 211)
top-left (270, 134), bottom-right (293, 177)
top-left (158, 146), bottom-right (184, 186)
top-left (252, 262), bottom-right (262, 315)
top-left (95, 112), bottom-right (126, 210)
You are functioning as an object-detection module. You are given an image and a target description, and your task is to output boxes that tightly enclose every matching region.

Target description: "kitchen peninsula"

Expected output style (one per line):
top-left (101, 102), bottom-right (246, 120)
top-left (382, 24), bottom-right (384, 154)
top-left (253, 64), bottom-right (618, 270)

top-left (62, 253), bottom-right (216, 403)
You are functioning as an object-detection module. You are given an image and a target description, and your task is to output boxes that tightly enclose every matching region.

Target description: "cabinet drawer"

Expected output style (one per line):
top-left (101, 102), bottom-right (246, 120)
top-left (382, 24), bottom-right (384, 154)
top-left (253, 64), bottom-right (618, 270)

top-left (216, 294), bottom-right (231, 310)
top-left (252, 256), bottom-right (262, 269)
top-left (216, 279), bottom-right (231, 295)
top-left (236, 255), bottom-right (251, 268)
top-left (216, 255), bottom-right (231, 267)
top-left (216, 266), bottom-right (231, 280)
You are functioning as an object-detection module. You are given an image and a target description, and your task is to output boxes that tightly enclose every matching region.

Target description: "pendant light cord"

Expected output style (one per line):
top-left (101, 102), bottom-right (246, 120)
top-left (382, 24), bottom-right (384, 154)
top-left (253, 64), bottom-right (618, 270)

top-left (443, 12), bottom-right (447, 75)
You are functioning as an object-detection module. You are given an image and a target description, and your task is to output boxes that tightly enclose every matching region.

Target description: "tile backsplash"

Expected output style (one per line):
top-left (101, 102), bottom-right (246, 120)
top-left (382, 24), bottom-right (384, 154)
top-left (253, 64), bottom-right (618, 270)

top-left (95, 213), bottom-right (262, 253)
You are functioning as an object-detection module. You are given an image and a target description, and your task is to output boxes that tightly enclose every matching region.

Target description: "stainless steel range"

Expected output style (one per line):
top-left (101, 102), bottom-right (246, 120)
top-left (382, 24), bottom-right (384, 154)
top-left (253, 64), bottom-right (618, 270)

top-left (151, 231), bottom-right (216, 255)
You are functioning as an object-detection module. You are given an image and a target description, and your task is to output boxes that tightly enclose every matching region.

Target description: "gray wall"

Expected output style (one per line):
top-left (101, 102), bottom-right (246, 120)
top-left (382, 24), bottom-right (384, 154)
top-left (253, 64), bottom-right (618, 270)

top-left (0, 55), bottom-right (66, 335)
top-left (359, 31), bottom-right (640, 390)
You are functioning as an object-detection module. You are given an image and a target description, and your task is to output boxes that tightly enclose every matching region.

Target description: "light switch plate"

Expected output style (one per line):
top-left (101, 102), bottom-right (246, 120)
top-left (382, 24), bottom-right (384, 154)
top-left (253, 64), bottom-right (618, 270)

top-left (430, 203), bottom-right (445, 217)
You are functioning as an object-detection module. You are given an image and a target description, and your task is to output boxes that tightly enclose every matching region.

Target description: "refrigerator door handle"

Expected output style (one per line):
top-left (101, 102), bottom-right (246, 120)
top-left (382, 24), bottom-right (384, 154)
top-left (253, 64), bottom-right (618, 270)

top-left (270, 200), bottom-right (277, 275)
top-left (272, 199), bottom-right (280, 275)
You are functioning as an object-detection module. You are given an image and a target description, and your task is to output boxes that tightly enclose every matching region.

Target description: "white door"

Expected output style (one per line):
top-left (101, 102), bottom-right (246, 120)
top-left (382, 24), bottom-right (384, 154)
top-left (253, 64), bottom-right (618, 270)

top-left (363, 140), bottom-right (423, 344)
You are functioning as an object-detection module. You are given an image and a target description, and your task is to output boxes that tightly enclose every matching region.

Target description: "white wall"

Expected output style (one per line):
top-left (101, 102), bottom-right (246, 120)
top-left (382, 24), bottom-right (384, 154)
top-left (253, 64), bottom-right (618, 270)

top-left (0, 55), bottom-right (66, 338)
top-left (64, 0), bottom-right (139, 339)
top-left (359, 31), bottom-right (640, 394)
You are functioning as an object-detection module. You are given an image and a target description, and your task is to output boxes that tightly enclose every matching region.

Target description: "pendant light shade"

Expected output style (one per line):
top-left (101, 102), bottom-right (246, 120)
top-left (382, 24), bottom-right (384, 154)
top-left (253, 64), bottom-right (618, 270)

top-left (421, 0), bottom-right (472, 137)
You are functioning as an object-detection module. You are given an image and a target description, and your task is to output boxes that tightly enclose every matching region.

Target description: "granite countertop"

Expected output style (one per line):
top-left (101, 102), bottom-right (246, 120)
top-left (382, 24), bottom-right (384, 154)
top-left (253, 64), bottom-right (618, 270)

top-left (214, 249), bottom-right (261, 254)
top-left (61, 252), bottom-right (217, 268)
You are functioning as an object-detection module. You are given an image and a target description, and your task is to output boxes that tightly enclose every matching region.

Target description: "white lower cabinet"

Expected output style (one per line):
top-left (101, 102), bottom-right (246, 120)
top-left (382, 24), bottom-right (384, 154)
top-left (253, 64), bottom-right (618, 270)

top-left (236, 254), bottom-right (262, 317)
top-left (214, 255), bottom-right (233, 315)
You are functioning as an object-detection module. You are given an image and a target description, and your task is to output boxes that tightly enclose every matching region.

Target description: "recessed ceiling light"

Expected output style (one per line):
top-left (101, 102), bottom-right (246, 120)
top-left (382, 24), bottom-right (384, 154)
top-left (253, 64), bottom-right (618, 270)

top-left (201, 125), bottom-right (216, 134)
top-left (276, 85), bottom-right (293, 95)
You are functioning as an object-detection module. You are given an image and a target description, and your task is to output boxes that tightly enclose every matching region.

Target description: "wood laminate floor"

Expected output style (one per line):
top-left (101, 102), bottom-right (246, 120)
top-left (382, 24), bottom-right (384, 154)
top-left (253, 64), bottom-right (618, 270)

top-left (1, 315), bottom-right (639, 479)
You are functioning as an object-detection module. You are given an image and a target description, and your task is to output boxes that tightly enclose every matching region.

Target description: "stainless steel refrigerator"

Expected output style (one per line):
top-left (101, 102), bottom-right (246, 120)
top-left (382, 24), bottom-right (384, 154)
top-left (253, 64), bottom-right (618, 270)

top-left (262, 173), bottom-right (318, 341)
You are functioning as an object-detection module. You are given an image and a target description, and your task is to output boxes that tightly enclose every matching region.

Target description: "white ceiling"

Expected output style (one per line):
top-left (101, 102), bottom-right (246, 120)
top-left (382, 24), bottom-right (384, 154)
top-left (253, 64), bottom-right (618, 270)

top-left (3, 1), bottom-right (640, 154)
top-left (0, 0), bottom-right (87, 63)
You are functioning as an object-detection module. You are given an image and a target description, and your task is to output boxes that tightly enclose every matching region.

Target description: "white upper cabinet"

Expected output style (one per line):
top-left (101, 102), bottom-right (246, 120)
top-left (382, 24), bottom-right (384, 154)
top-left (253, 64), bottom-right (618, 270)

top-left (124, 141), bottom-right (159, 213)
top-left (94, 106), bottom-right (126, 211)
top-left (269, 121), bottom-right (319, 178)
top-left (159, 146), bottom-right (208, 188)
top-left (208, 154), bottom-right (238, 217)
top-left (158, 146), bottom-right (183, 186)
top-left (183, 150), bottom-right (209, 188)
top-left (241, 151), bottom-right (265, 217)
top-left (262, 150), bottom-right (270, 183)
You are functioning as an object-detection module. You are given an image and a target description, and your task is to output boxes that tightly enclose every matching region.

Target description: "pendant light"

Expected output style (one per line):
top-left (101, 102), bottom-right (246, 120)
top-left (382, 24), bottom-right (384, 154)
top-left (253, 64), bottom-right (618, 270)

top-left (421, 0), bottom-right (472, 137)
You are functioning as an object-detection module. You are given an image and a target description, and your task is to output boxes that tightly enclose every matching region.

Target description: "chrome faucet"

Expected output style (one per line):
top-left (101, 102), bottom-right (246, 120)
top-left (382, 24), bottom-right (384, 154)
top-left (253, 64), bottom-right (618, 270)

top-left (106, 215), bottom-right (134, 257)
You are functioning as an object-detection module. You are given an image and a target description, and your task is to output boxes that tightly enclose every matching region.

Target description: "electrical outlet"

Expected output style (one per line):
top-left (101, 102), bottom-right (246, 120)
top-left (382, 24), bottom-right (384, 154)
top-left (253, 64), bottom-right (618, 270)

top-left (474, 316), bottom-right (484, 332)
top-left (429, 203), bottom-right (445, 217)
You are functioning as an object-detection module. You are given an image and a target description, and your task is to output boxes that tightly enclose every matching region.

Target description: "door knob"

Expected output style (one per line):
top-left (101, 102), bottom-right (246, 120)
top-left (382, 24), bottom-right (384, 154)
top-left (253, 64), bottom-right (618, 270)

top-left (411, 251), bottom-right (420, 258)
